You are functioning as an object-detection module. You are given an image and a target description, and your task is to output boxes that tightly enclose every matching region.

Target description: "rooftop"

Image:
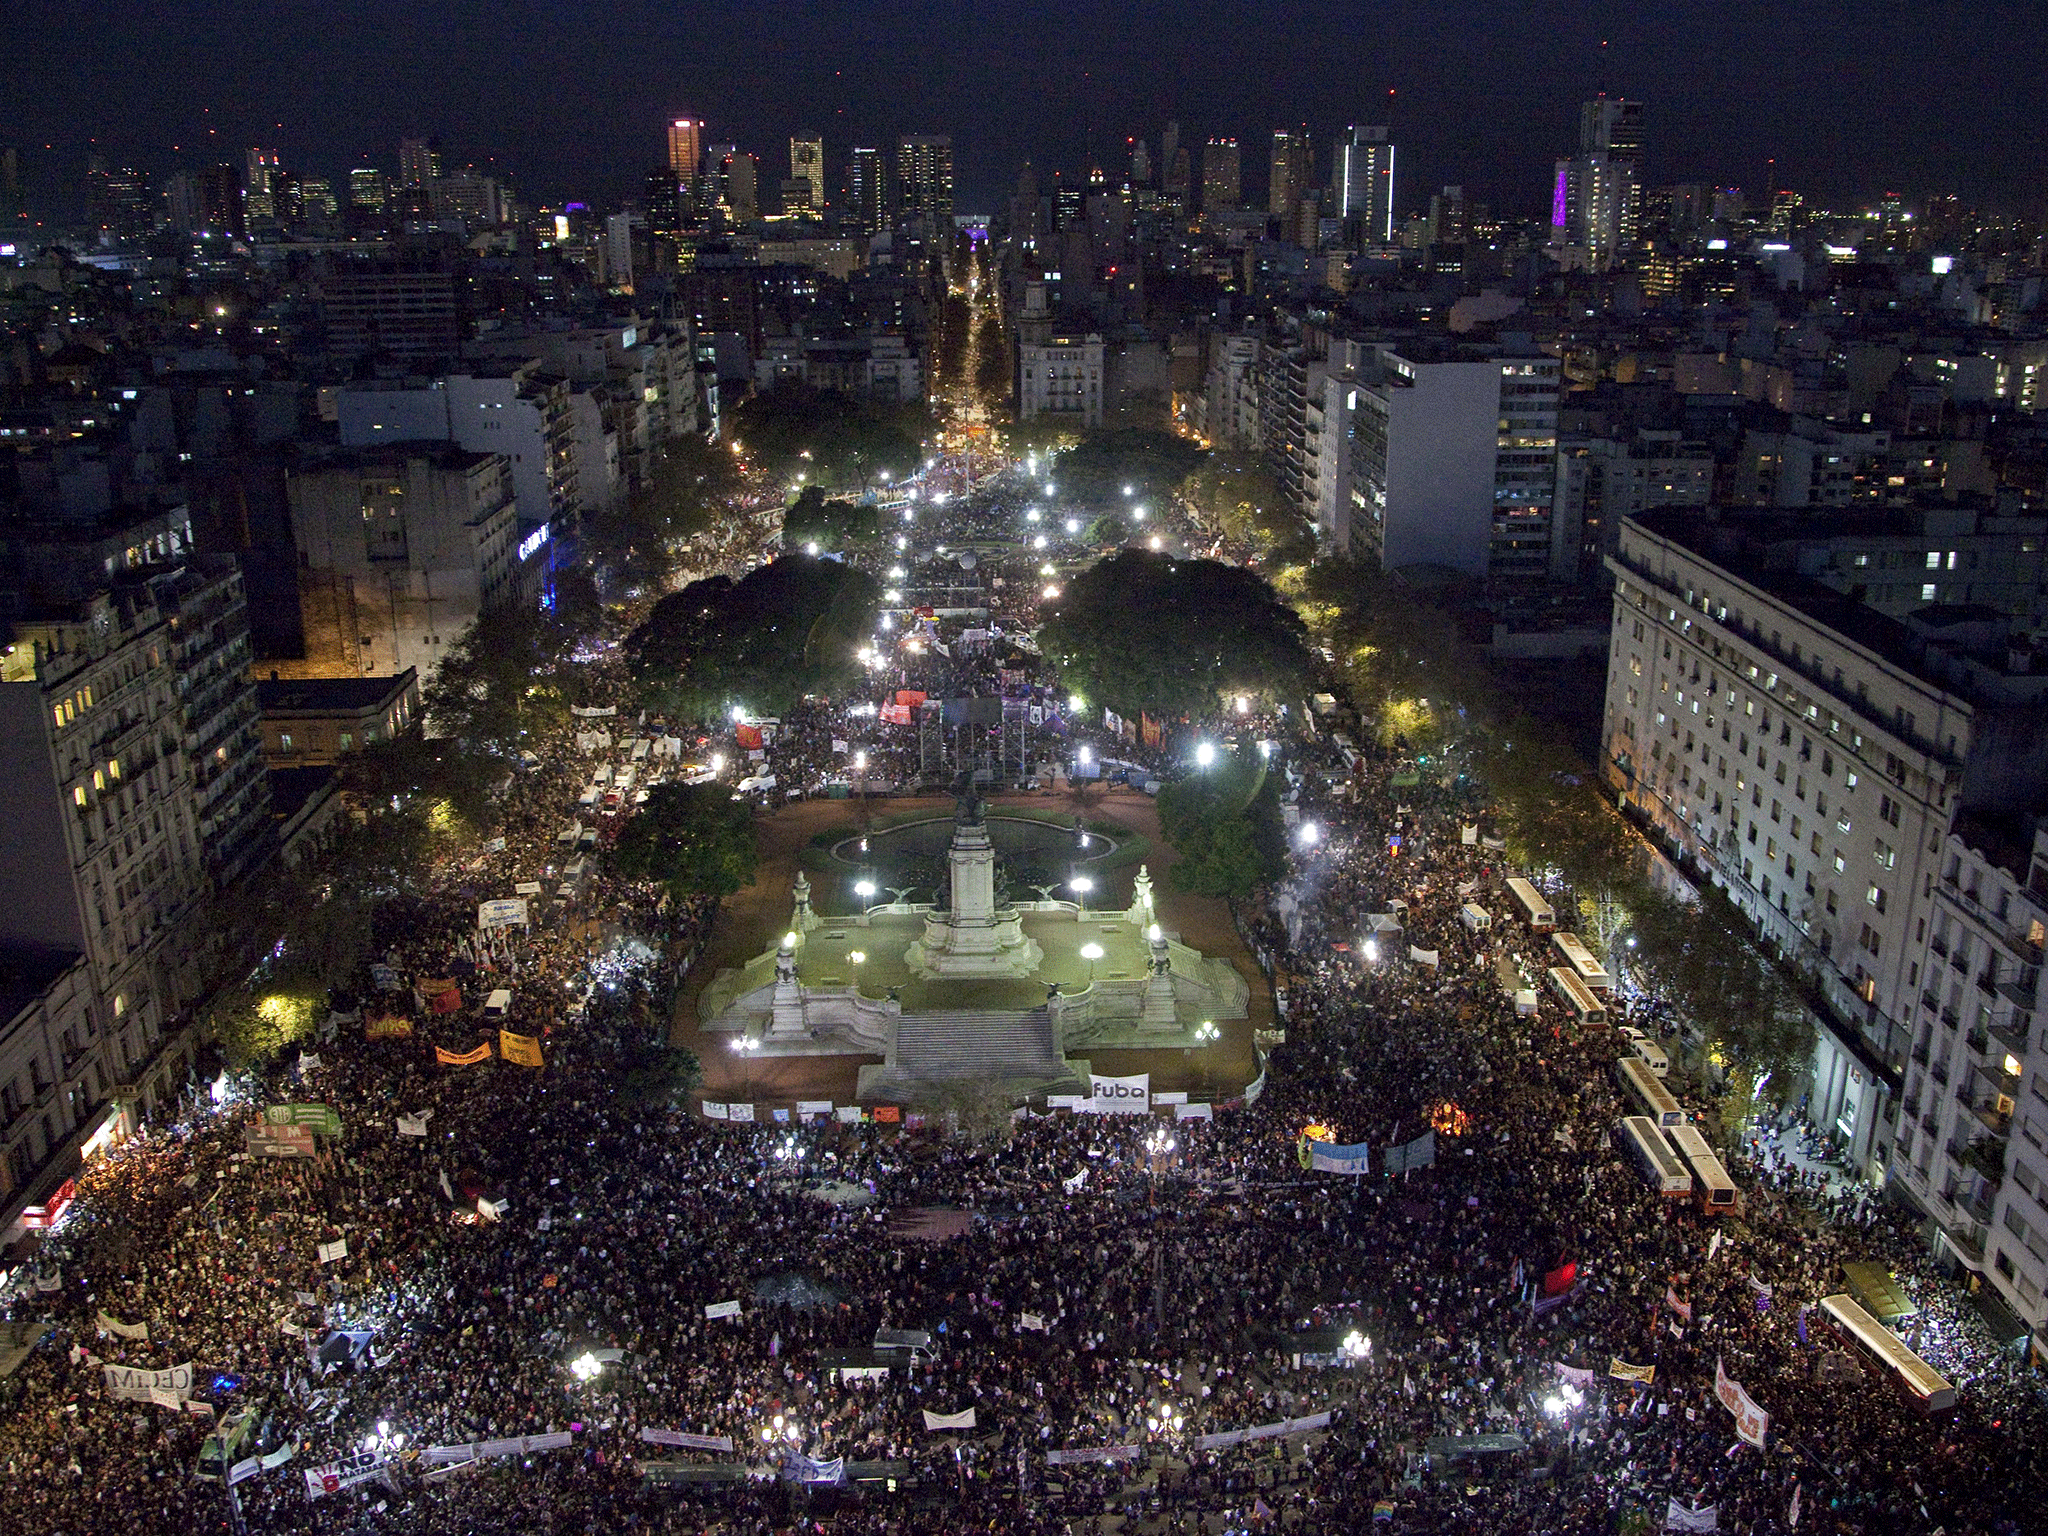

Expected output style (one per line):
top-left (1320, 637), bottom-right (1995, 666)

top-left (257, 669), bottom-right (418, 716)
top-left (0, 943), bottom-right (85, 1028)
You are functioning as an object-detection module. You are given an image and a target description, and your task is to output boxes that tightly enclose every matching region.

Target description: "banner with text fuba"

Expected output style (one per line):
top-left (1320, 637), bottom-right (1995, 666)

top-left (1086, 1073), bottom-right (1150, 1114)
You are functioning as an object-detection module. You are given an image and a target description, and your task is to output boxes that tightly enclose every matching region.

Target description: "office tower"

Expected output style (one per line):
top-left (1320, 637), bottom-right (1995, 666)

top-left (1429, 185), bottom-right (1467, 245)
top-left (645, 170), bottom-right (683, 238)
top-left (1009, 161), bottom-right (1043, 241)
top-left (86, 161), bottom-right (153, 240)
top-left (1269, 130), bottom-right (1310, 225)
top-left (1201, 138), bottom-right (1241, 213)
top-left (790, 134), bottom-right (825, 212)
top-left (349, 168), bottom-right (388, 212)
top-left (1165, 144), bottom-right (1191, 210)
top-left (398, 136), bottom-right (443, 188)
top-left (299, 179), bottom-right (338, 219)
top-left (1579, 97), bottom-right (1645, 166)
top-left (1161, 122), bottom-right (1180, 183)
top-left (1548, 154), bottom-right (1634, 268)
top-left (848, 147), bottom-right (885, 234)
top-left (895, 135), bottom-right (953, 226)
top-left (1331, 125), bottom-right (1394, 242)
top-left (1577, 96), bottom-right (1645, 249)
top-left (244, 148), bottom-right (280, 221)
top-left (1130, 137), bottom-right (1151, 186)
top-left (1053, 174), bottom-right (1084, 233)
top-left (194, 163), bottom-right (244, 239)
top-left (716, 153), bottom-right (756, 223)
top-left (667, 118), bottom-right (702, 192)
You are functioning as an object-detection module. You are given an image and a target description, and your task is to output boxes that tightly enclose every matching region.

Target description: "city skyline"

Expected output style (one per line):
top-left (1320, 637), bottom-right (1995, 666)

top-left (5, 0), bottom-right (2047, 220)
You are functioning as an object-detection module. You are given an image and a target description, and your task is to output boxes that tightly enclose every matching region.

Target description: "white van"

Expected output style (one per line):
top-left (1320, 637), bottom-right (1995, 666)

top-left (577, 786), bottom-right (601, 810)
top-left (483, 989), bottom-right (513, 1019)
top-left (1629, 1034), bottom-right (1670, 1078)
top-left (1459, 903), bottom-right (1491, 933)
top-left (736, 773), bottom-right (777, 795)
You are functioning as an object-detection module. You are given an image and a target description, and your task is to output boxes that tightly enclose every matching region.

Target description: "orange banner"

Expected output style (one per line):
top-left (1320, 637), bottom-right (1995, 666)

top-left (435, 1042), bottom-right (492, 1066)
top-left (365, 1015), bottom-right (413, 1041)
top-left (498, 1029), bottom-right (544, 1068)
top-left (871, 1105), bottom-right (901, 1123)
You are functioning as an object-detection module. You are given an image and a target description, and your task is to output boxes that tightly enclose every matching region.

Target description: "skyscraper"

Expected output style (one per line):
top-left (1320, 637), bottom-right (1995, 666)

top-left (848, 147), bottom-right (885, 234)
top-left (1201, 138), bottom-right (1241, 214)
top-left (720, 152), bottom-right (759, 224)
top-left (790, 134), bottom-right (825, 213)
top-left (667, 118), bottom-right (703, 191)
top-left (194, 163), bottom-right (244, 239)
top-left (398, 137), bottom-right (443, 188)
top-left (895, 135), bottom-right (953, 227)
top-left (349, 168), bottom-right (388, 212)
top-left (1332, 125), bottom-right (1394, 243)
top-left (1269, 130), bottom-right (1311, 225)
top-left (244, 148), bottom-right (280, 221)
top-left (1577, 96), bottom-right (1644, 249)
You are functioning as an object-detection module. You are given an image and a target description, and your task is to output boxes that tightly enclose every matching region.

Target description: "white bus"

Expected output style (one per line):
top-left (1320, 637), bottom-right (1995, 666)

top-left (1819, 1293), bottom-right (1956, 1413)
top-left (1615, 1054), bottom-right (1683, 1128)
top-left (1504, 877), bottom-right (1555, 932)
top-left (1549, 932), bottom-right (1612, 993)
top-left (1663, 1122), bottom-right (1739, 1214)
top-left (1618, 1115), bottom-right (1693, 1198)
top-left (1547, 967), bottom-right (1608, 1028)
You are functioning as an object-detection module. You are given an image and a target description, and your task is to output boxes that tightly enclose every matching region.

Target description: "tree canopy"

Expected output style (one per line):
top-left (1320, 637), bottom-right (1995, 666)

top-left (422, 606), bottom-right (576, 757)
top-left (1036, 550), bottom-right (1310, 718)
top-left (728, 385), bottom-right (934, 494)
top-left (584, 436), bottom-right (743, 594)
top-left (782, 485), bottom-right (880, 552)
top-left (1050, 428), bottom-right (1206, 507)
top-left (1182, 453), bottom-right (1315, 567)
top-left (1155, 752), bottom-right (1288, 900)
top-left (610, 781), bottom-right (760, 898)
top-left (624, 555), bottom-right (879, 721)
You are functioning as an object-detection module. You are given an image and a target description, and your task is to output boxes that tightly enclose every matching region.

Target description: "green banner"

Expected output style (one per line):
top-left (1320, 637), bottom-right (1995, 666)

top-left (264, 1104), bottom-right (341, 1136)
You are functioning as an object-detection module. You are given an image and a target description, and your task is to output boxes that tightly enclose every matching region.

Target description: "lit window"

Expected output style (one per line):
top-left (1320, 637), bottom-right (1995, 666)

top-left (73, 786), bottom-right (88, 807)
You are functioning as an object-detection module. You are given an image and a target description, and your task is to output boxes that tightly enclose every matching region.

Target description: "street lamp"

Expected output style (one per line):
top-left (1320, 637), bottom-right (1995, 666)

top-left (1070, 876), bottom-right (1092, 919)
top-left (731, 1034), bottom-right (761, 1099)
top-left (1080, 941), bottom-right (1104, 984)
top-left (569, 1353), bottom-right (604, 1384)
top-left (1297, 821), bottom-right (1321, 847)
top-left (1195, 742), bottom-right (1217, 768)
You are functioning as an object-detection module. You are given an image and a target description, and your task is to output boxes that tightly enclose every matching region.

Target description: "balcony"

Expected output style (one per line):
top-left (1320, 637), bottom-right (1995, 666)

top-left (1997, 972), bottom-right (2040, 1008)
top-left (1989, 1019), bottom-right (2030, 1058)
top-left (1957, 1187), bottom-right (1997, 1224)
top-left (1931, 1061), bottom-right (1951, 1087)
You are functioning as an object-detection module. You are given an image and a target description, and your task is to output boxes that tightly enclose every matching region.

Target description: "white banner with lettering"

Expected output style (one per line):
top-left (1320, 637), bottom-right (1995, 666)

top-left (1192, 1411), bottom-right (1331, 1451)
top-left (922, 1408), bottom-right (977, 1431)
top-left (639, 1428), bottom-right (735, 1452)
top-left (1085, 1073), bottom-right (1150, 1114)
top-left (103, 1362), bottom-right (192, 1405)
top-left (303, 1451), bottom-right (388, 1499)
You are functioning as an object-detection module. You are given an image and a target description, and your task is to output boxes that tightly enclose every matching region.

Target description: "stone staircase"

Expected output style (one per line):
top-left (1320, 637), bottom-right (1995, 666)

top-left (857, 1008), bottom-right (1085, 1101)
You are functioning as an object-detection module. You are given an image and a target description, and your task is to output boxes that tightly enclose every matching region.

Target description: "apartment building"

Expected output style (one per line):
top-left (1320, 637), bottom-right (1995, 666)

top-left (1602, 509), bottom-right (2048, 1165)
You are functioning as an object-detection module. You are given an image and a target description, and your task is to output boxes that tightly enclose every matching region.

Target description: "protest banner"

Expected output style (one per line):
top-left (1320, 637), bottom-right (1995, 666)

top-left (364, 1014), bottom-right (413, 1041)
top-left (396, 1112), bottom-right (431, 1137)
top-left (96, 1311), bottom-right (149, 1341)
top-left (922, 1408), bottom-right (977, 1431)
top-left (102, 1362), bottom-right (191, 1404)
top-left (639, 1428), bottom-right (735, 1452)
top-left (1608, 1358), bottom-right (1656, 1384)
top-left (704, 1300), bottom-right (742, 1320)
top-left (1308, 1142), bottom-right (1374, 1175)
top-left (303, 1451), bottom-right (386, 1499)
top-left (1665, 1499), bottom-right (1719, 1532)
top-left (727, 1102), bottom-right (756, 1123)
top-left (435, 1042), bottom-right (492, 1066)
top-left (477, 899), bottom-right (529, 930)
top-left (317, 1239), bottom-right (348, 1264)
top-left (1715, 1356), bottom-right (1769, 1448)
top-left (498, 1030), bottom-right (544, 1068)
top-left (1085, 1073), bottom-right (1150, 1114)
top-left (1046, 1445), bottom-right (1141, 1466)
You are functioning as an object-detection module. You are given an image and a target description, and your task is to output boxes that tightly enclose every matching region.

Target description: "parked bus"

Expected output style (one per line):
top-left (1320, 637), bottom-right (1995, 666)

top-left (1547, 967), bottom-right (1608, 1028)
top-left (1504, 877), bottom-right (1556, 932)
top-left (1819, 1293), bottom-right (1956, 1412)
top-left (1663, 1122), bottom-right (1739, 1214)
top-left (1615, 1054), bottom-right (1683, 1128)
top-left (1618, 1115), bottom-right (1693, 1198)
top-left (1550, 932), bottom-right (1612, 993)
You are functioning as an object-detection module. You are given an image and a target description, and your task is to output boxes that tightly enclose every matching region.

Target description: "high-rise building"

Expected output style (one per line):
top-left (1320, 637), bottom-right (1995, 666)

top-left (349, 168), bottom-right (389, 212)
top-left (1569, 96), bottom-right (1645, 253)
top-left (193, 163), bottom-right (244, 240)
top-left (716, 152), bottom-right (758, 223)
top-left (398, 137), bottom-right (443, 189)
top-left (244, 148), bottom-right (280, 221)
top-left (1201, 138), bottom-right (1241, 213)
top-left (1548, 153), bottom-right (1635, 269)
top-left (848, 147), bottom-right (885, 235)
top-left (1332, 125), bottom-right (1394, 242)
top-left (1579, 96), bottom-right (1645, 166)
top-left (790, 135), bottom-right (825, 213)
top-left (667, 118), bottom-right (703, 192)
top-left (895, 135), bottom-right (954, 227)
top-left (1268, 131), bottom-right (1310, 226)
top-left (86, 161), bottom-right (154, 241)
top-left (1129, 137), bottom-right (1151, 187)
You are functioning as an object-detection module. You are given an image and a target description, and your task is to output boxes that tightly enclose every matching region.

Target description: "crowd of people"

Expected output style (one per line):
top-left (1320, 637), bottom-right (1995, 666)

top-left (2, 457), bottom-right (2044, 1536)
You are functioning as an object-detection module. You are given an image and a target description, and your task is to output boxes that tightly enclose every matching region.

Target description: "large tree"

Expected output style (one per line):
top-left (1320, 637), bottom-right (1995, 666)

top-left (1037, 550), bottom-right (1310, 718)
top-left (1181, 453), bottom-right (1314, 566)
top-left (782, 485), bottom-right (880, 553)
top-left (1155, 752), bottom-right (1288, 900)
top-left (1052, 428), bottom-right (1206, 507)
top-left (728, 385), bottom-right (934, 495)
top-left (423, 606), bottom-right (574, 756)
top-left (610, 782), bottom-right (760, 898)
top-left (625, 555), bottom-right (879, 721)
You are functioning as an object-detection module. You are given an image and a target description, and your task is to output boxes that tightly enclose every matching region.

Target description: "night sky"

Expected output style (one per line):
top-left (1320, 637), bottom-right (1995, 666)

top-left (6, 0), bottom-right (2044, 219)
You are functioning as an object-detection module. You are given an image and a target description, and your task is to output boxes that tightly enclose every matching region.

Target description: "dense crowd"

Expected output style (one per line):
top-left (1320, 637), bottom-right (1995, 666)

top-left (3, 463), bottom-right (2045, 1536)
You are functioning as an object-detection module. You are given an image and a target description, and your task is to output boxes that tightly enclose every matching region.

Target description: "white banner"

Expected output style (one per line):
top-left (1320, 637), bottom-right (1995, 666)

top-left (1152, 1091), bottom-right (1188, 1106)
top-left (478, 899), bottom-right (529, 930)
top-left (571, 705), bottom-right (619, 718)
top-left (421, 1432), bottom-right (575, 1465)
top-left (1174, 1102), bottom-right (1213, 1121)
top-left (1085, 1073), bottom-right (1150, 1114)
top-left (639, 1428), bottom-right (735, 1452)
top-left (796, 1100), bottom-right (834, 1119)
top-left (396, 1113), bottom-right (430, 1137)
top-left (1046, 1444), bottom-right (1141, 1466)
top-left (1019, 1313), bottom-right (1049, 1332)
top-left (1408, 945), bottom-right (1439, 968)
top-left (1664, 1500), bottom-right (1719, 1532)
top-left (227, 1456), bottom-right (263, 1487)
top-left (704, 1300), bottom-right (742, 1320)
top-left (1046, 1095), bottom-right (1085, 1111)
top-left (317, 1239), bottom-right (348, 1264)
top-left (727, 1103), bottom-right (756, 1123)
top-left (97, 1311), bottom-right (150, 1341)
top-left (1714, 1356), bottom-right (1769, 1449)
top-left (922, 1408), bottom-right (977, 1431)
top-left (1192, 1411), bottom-right (1332, 1451)
top-left (833, 1105), bottom-right (863, 1123)
top-left (303, 1451), bottom-right (387, 1499)
top-left (702, 1102), bottom-right (729, 1120)
top-left (102, 1362), bottom-right (191, 1404)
